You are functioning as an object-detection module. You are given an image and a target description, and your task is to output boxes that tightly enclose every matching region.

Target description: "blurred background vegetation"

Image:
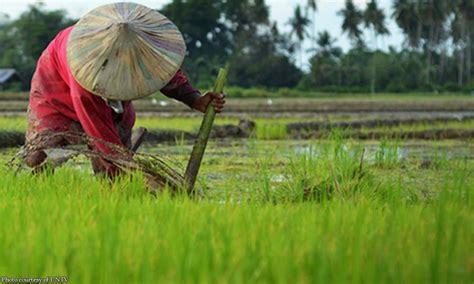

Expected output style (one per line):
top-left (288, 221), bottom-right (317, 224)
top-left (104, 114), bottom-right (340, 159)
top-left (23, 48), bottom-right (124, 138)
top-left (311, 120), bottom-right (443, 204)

top-left (0, 0), bottom-right (473, 94)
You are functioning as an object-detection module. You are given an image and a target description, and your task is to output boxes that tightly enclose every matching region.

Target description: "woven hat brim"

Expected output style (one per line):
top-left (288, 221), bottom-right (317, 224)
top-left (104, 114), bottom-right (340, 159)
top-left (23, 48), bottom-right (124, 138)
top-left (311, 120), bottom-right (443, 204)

top-left (67, 2), bottom-right (186, 101)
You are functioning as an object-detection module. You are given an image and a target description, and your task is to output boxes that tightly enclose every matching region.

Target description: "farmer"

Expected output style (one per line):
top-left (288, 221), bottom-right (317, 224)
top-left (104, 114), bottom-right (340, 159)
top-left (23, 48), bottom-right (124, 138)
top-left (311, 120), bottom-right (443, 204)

top-left (25, 2), bottom-right (225, 176)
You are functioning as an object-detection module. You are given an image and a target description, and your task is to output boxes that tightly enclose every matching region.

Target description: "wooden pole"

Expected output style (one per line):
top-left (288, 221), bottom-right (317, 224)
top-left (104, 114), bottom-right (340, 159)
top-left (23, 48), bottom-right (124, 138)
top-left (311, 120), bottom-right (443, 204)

top-left (184, 68), bottom-right (227, 194)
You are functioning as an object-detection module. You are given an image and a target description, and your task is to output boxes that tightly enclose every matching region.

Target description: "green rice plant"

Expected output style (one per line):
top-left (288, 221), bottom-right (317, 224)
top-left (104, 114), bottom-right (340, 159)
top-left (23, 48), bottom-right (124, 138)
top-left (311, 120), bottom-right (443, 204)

top-left (255, 123), bottom-right (288, 140)
top-left (272, 139), bottom-right (375, 203)
top-left (375, 138), bottom-right (402, 168)
top-left (0, 116), bottom-right (27, 131)
top-left (251, 149), bottom-right (276, 203)
top-left (0, 159), bottom-right (472, 283)
top-left (420, 148), bottom-right (450, 170)
top-left (0, 135), bottom-right (473, 283)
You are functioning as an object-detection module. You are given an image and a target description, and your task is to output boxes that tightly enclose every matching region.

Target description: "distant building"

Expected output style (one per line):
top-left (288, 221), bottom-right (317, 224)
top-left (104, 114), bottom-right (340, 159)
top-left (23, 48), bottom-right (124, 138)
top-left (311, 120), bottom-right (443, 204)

top-left (0, 69), bottom-right (22, 91)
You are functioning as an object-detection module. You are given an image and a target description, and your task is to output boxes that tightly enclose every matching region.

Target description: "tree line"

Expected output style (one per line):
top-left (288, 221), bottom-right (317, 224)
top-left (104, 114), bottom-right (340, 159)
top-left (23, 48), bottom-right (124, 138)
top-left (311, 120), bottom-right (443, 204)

top-left (0, 0), bottom-right (472, 93)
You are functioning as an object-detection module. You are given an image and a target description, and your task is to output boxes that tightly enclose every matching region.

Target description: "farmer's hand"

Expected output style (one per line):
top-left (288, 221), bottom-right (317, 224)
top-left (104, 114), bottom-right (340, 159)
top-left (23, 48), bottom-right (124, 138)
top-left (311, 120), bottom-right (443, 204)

top-left (192, 92), bottom-right (226, 113)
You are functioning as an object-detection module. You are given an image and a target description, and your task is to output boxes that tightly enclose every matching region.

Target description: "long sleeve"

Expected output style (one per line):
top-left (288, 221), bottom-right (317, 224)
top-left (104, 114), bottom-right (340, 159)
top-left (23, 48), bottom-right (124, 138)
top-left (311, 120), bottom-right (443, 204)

top-left (69, 77), bottom-right (129, 176)
top-left (160, 70), bottom-right (201, 108)
top-left (69, 79), bottom-right (124, 153)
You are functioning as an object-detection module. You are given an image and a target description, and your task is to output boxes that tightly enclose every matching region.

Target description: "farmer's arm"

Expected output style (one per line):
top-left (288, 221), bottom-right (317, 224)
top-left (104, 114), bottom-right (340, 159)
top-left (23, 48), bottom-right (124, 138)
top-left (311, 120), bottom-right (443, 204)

top-left (160, 70), bottom-right (201, 108)
top-left (69, 79), bottom-right (129, 176)
top-left (160, 70), bottom-right (226, 113)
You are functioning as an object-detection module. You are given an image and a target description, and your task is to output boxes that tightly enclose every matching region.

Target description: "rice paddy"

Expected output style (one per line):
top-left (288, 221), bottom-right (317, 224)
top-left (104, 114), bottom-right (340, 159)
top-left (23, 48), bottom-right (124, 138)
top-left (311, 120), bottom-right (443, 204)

top-left (0, 96), bottom-right (472, 283)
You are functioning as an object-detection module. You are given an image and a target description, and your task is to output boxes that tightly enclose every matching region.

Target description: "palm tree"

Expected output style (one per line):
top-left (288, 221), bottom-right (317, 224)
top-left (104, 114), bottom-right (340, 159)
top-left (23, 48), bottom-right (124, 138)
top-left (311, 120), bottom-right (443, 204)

top-left (316, 31), bottom-right (338, 57)
top-left (419, 0), bottom-right (449, 84)
top-left (338, 0), bottom-right (364, 47)
top-left (307, 0), bottom-right (317, 15)
top-left (451, 0), bottom-right (474, 85)
top-left (462, 1), bottom-right (473, 85)
top-left (453, 0), bottom-right (474, 84)
top-left (393, 0), bottom-right (448, 84)
top-left (306, 0), bottom-right (317, 52)
top-left (288, 5), bottom-right (311, 68)
top-left (392, 0), bottom-right (421, 50)
top-left (364, 0), bottom-right (389, 94)
top-left (452, 8), bottom-right (465, 85)
top-left (310, 31), bottom-right (342, 86)
top-left (364, 0), bottom-right (389, 48)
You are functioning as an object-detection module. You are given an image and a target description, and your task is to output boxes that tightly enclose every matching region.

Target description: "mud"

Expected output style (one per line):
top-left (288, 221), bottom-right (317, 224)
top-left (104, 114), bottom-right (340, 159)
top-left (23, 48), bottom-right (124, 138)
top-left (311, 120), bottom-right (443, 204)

top-left (144, 119), bottom-right (255, 144)
top-left (0, 131), bottom-right (25, 148)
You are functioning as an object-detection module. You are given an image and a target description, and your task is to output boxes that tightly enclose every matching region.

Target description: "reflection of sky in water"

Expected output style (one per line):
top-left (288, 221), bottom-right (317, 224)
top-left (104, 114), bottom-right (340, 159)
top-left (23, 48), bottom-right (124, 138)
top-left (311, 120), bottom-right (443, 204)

top-left (292, 142), bottom-right (473, 161)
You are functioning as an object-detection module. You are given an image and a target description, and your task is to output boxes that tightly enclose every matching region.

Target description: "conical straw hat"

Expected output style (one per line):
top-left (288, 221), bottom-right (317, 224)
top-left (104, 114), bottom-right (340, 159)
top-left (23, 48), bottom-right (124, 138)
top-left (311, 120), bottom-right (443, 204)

top-left (67, 2), bottom-right (186, 101)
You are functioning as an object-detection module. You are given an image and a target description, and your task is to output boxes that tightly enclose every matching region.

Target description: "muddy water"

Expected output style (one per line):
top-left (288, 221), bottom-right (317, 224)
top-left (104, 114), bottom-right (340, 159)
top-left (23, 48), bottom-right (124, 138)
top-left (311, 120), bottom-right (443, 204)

top-left (1, 140), bottom-right (471, 182)
top-left (294, 142), bottom-right (474, 160)
top-left (143, 139), bottom-right (474, 166)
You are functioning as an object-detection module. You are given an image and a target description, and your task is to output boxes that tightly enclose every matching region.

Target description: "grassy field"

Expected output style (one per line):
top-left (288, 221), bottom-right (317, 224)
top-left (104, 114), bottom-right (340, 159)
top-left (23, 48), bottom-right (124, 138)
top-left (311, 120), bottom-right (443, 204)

top-left (0, 135), bottom-right (472, 283)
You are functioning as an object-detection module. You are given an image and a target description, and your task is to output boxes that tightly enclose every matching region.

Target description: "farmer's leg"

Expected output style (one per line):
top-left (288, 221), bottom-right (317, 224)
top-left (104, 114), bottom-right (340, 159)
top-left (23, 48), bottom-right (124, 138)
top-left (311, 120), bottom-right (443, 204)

top-left (24, 116), bottom-right (80, 169)
top-left (24, 130), bottom-right (70, 168)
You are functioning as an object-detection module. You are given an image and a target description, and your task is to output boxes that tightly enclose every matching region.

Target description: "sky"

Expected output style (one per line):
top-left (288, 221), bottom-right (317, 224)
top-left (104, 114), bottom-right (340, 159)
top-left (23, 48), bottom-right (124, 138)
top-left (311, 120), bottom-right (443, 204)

top-left (1, 0), bottom-right (405, 69)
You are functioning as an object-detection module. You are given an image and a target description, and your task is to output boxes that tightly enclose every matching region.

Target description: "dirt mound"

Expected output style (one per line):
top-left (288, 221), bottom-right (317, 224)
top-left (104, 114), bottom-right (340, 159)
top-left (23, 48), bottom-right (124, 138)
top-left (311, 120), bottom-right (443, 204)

top-left (145, 130), bottom-right (195, 144)
top-left (142, 120), bottom-right (255, 144)
top-left (0, 131), bottom-right (25, 148)
top-left (211, 119), bottom-right (256, 138)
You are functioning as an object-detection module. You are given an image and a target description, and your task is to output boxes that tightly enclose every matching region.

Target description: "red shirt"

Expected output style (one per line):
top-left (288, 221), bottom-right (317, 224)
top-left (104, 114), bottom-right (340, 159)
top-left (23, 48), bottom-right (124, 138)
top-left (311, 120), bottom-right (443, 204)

top-left (29, 26), bottom-right (199, 155)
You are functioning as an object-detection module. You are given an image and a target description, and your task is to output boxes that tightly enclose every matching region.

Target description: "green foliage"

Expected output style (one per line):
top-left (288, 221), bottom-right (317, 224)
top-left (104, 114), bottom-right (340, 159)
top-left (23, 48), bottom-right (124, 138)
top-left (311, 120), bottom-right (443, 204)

top-left (0, 0), bottom-right (473, 93)
top-left (303, 46), bottom-right (474, 93)
top-left (0, 3), bottom-right (75, 90)
top-left (160, 0), bottom-right (229, 86)
top-left (162, 0), bottom-right (302, 89)
top-left (229, 53), bottom-right (302, 88)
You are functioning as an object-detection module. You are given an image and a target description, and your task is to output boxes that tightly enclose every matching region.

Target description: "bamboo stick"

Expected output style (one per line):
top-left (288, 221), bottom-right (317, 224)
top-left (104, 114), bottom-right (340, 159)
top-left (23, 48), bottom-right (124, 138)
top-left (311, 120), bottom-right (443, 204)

top-left (184, 68), bottom-right (227, 194)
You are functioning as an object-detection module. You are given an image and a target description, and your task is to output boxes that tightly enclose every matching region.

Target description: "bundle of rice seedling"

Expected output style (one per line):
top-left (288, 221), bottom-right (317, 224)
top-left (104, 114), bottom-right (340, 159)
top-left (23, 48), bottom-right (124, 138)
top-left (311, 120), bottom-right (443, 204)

top-left (8, 130), bottom-right (185, 192)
